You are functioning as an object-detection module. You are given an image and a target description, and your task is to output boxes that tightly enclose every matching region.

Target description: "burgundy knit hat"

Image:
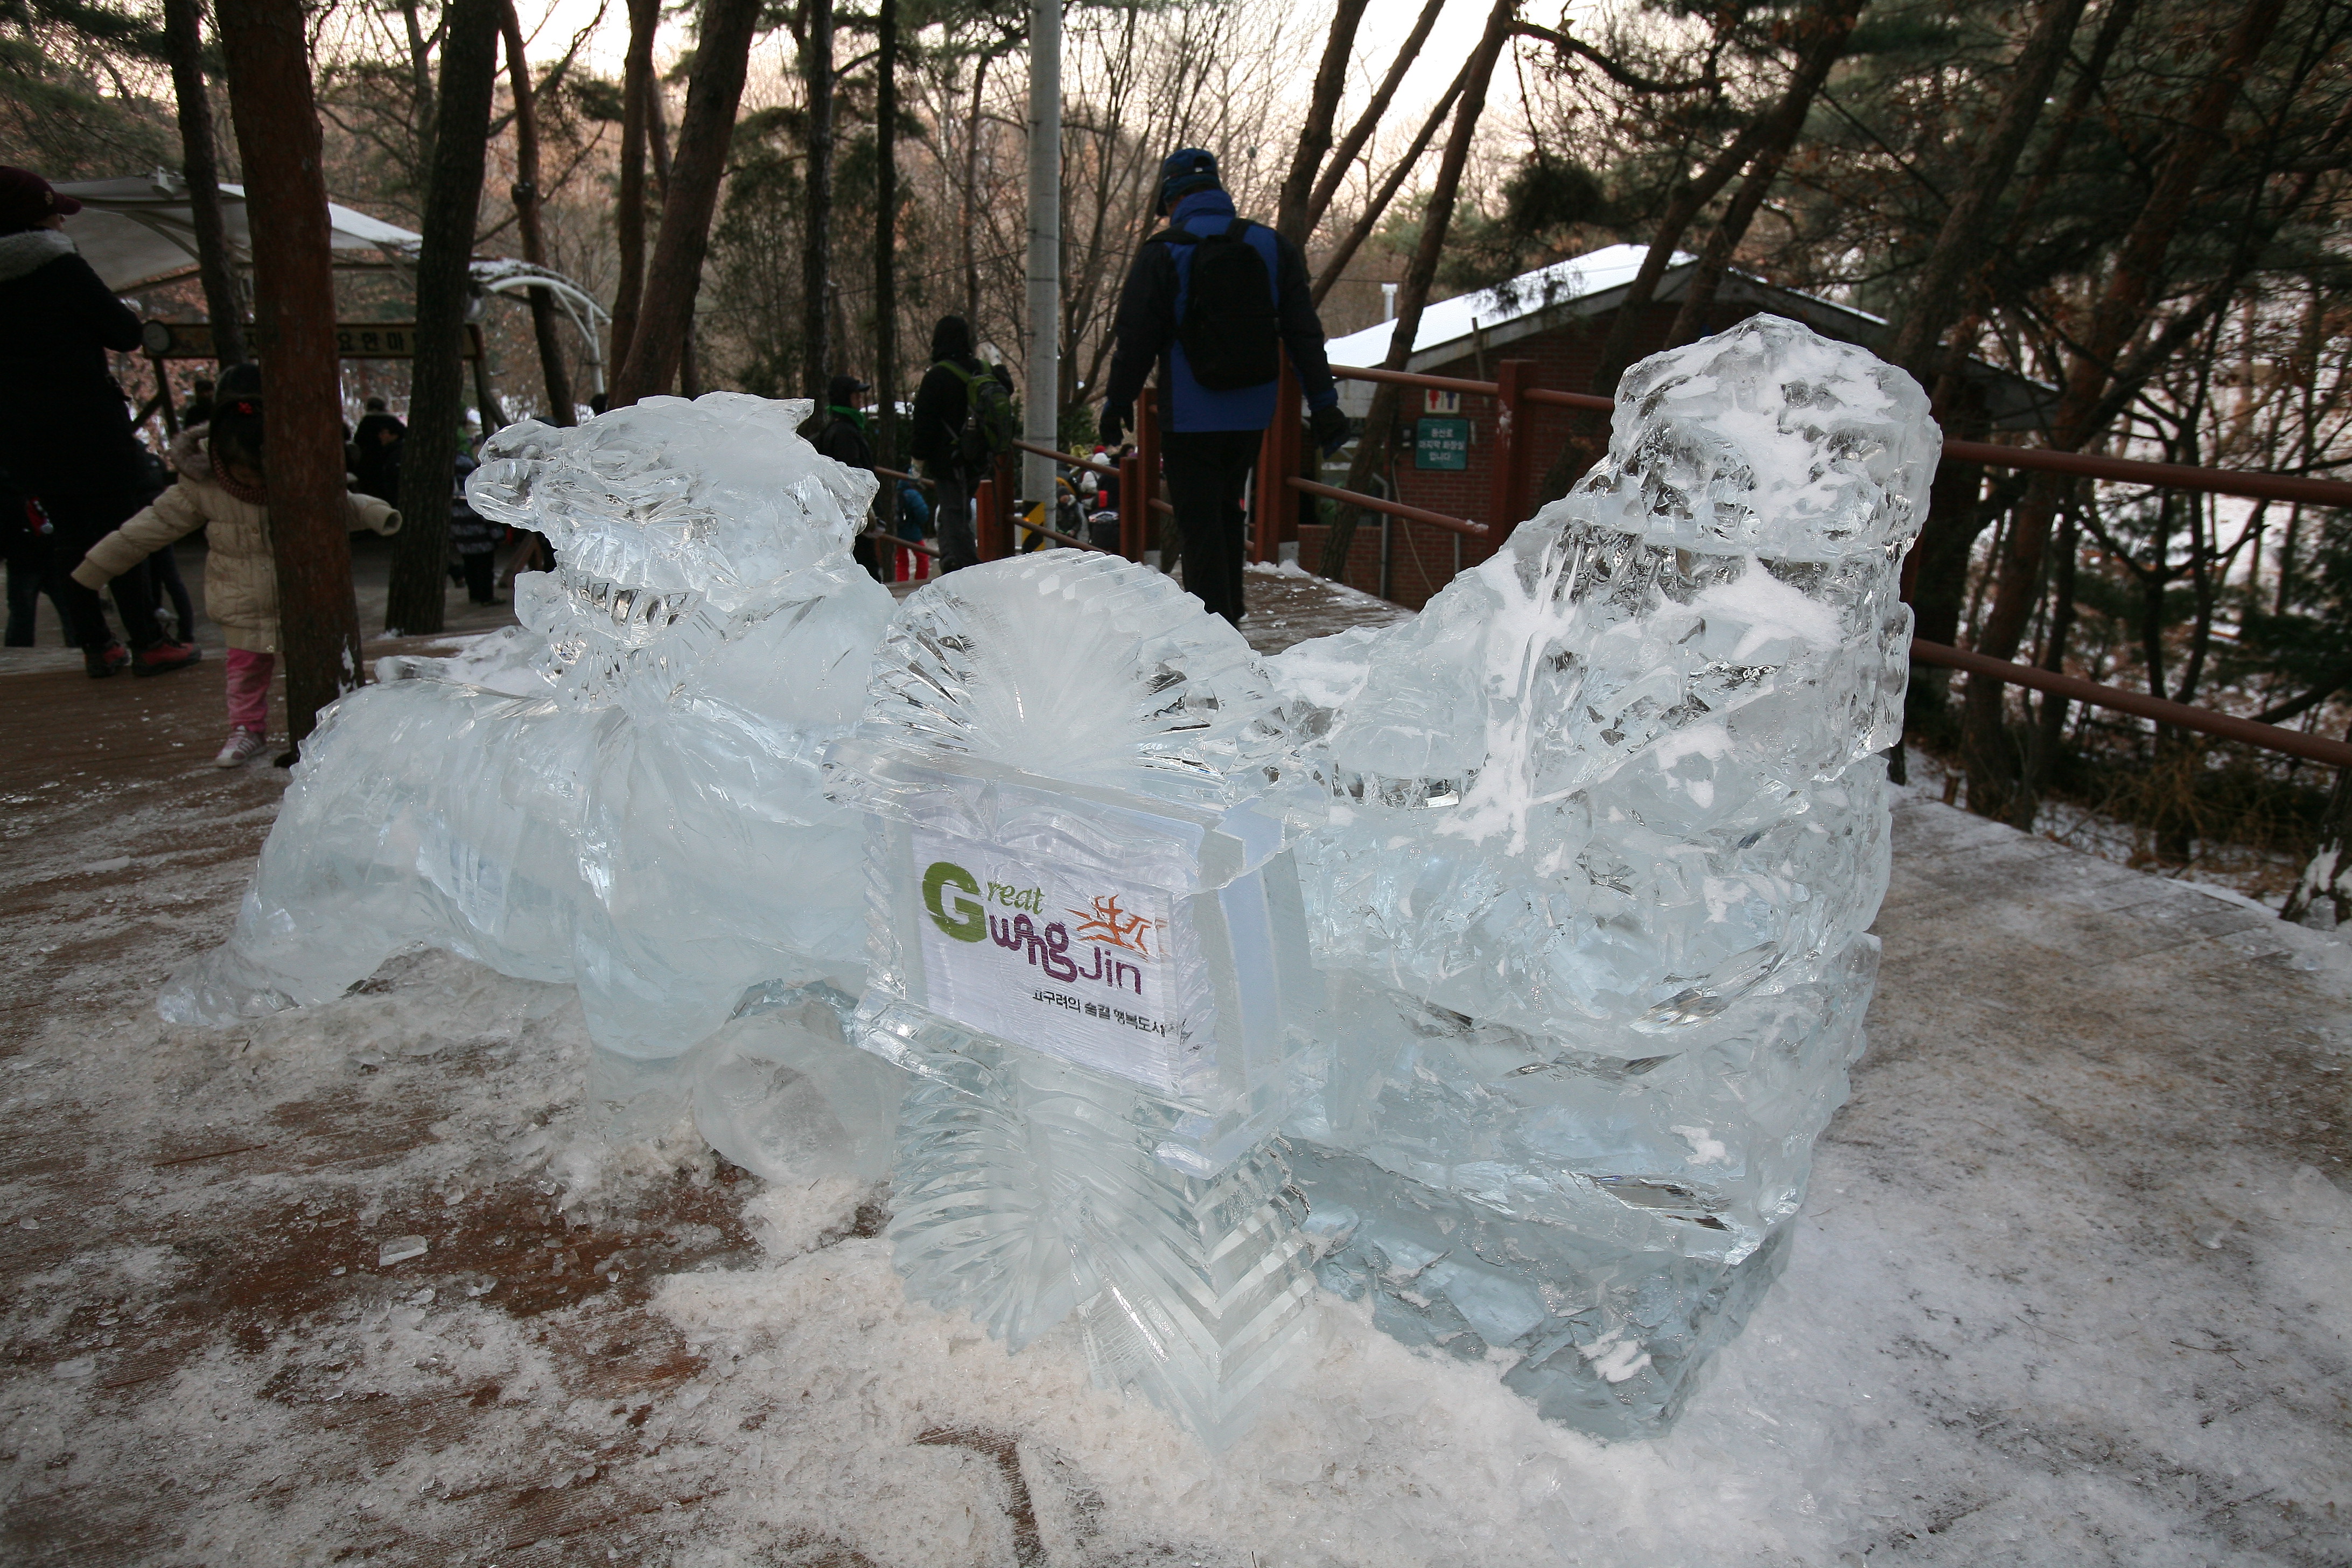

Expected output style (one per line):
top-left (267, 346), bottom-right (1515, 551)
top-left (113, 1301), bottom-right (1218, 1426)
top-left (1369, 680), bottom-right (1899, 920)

top-left (0, 167), bottom-right (81, 233)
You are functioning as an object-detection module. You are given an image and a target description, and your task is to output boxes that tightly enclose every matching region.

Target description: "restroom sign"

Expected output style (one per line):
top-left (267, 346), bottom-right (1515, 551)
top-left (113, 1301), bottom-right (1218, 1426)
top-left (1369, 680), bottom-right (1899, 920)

top-left (1424, 388), bottom-right (1461, 415)
top-left (1415, 417), bottom-right (1471, 471)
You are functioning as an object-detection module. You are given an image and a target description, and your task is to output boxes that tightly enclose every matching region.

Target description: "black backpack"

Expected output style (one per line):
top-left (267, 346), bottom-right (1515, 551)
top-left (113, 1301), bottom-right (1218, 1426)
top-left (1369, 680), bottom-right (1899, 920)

top-left (1164, 218), bottom-right (1280, 391)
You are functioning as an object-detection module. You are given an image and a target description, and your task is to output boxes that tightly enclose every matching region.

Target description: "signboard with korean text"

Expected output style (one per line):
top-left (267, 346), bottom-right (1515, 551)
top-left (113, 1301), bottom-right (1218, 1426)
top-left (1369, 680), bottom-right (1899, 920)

top-left (1414, 416), bottom-right (1471, 471)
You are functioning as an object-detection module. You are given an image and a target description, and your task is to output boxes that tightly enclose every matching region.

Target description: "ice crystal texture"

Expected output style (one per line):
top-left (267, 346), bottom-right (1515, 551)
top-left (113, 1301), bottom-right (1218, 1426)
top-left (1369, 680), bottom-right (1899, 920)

top-left (1276, 316), bottom-right (1936, 1436)
top-left (162, 394), bottom-right (898, 1145)
top-left (828, 552), bottom-right (1320, 1446)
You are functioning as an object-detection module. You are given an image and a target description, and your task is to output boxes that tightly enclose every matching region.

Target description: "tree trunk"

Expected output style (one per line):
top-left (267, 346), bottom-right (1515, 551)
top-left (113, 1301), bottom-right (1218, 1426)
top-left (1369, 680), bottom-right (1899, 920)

top-left (608, 0), bottom-right (762, 407)
top-left (1317, 0), bottom-right (1515, 585)
top-left (1532, 0), bottom-right (1865, 505)
top-left (802, 0), bottom-right (836, 403)
top-left (962, 54), bottom-right (986, 328)
top-left (874, 0), bottom-right (899, 466)
top-left (1308, 54), bottom-right (1472, 308)
top-left (644, 68), bottom-right (699, 395)
top-left (162, 0), bottom-right (245, 367)
top-left (2281, 746), bottom-right (2352, 928)
top-left (214, 0), bottom-right (362, 751)
top-left (1661, 0), bottom-right (1861, 349)
top-left (1275, 0), bottom-right (1371, 248)
top-left (1884, 0), bottom-right (2088, 377)
top-left (608, 0), bottom-right (658, 386)
top-left (2015, 505), bottom-right (2079, 825)
top-left (384, 0), bottom-right (502, 636)
top-left (500, 0), bottom-right (573, 425)
top-left (1960, 0), bottom-right (2287, 815)
top-left (1303, 0), bottom-right (1449, 239)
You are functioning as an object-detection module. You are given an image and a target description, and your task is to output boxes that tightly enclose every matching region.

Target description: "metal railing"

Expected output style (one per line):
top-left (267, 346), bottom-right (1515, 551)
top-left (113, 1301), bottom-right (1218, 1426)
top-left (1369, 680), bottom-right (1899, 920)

top-left (1911, 641), bottom-right (2352, 769)
top-left (954, 358), bottom-right (2346, 774)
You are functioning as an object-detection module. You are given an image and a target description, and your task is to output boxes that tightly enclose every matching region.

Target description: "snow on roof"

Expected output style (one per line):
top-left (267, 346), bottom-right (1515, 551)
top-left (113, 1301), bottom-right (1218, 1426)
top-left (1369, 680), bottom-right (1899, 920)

top-left (1326, 243), bottom-right (1684, 368)
top-left (1324, 241), bottom-right (2051, 429)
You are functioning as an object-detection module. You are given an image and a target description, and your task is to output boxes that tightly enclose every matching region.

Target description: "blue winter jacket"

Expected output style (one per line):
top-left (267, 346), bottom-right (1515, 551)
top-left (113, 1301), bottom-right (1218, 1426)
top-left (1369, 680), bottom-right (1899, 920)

top-left (1101, 189), bottom-right (1340, 434)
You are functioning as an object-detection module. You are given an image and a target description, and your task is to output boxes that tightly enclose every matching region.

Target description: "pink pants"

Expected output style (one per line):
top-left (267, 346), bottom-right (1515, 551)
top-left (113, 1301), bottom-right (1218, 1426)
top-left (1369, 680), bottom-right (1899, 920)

top-left (225, 648), bottom-right (274, 737)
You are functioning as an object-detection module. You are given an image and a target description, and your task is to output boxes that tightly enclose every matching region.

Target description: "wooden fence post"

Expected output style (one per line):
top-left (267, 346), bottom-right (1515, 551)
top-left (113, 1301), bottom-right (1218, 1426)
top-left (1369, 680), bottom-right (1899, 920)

top-left (1137, 386), bottom-right (1161, 564)
top-left (1118, 452), bottom-right (1145, 562)
top-left (1489, 358), bottom-right (1534, 543)
top-left (974, 473), bottom-right (1000, 561)
top-left (1253, 359), bottom-right (1301, 564)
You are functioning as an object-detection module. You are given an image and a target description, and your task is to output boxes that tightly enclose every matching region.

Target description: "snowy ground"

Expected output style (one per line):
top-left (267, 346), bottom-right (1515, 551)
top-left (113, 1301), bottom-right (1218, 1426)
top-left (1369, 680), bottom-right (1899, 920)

top-left (3, 568), bottom-right (2349, 1566)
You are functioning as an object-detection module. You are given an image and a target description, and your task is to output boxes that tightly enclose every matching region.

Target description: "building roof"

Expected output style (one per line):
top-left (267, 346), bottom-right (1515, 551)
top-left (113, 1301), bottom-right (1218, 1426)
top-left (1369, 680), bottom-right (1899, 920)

top-left (1325, 242), bottom-right (2050, 430)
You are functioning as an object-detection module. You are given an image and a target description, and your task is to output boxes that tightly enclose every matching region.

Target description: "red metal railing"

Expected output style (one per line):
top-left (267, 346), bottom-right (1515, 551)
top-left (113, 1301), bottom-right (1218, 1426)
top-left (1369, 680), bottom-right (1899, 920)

top-left (959, 359), bottom-right (2346, 770)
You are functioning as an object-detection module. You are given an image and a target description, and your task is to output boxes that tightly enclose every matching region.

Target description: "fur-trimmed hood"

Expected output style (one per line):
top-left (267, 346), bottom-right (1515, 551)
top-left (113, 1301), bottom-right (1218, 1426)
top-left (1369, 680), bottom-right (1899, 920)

top-left (168, 424), bottom-right (215, 484)
top-left (0, 227), bottom-right (76, 285)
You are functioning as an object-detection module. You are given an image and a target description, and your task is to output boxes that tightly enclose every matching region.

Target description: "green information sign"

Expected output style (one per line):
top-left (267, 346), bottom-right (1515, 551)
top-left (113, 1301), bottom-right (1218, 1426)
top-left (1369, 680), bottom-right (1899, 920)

top-left (1415, 416), bottom-right (1471, 471)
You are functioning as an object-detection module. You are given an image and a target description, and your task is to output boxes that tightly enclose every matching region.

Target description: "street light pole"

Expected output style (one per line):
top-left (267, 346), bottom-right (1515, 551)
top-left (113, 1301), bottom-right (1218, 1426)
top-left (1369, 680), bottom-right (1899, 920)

top-left (1023, 0), bottom-right (1060, 512)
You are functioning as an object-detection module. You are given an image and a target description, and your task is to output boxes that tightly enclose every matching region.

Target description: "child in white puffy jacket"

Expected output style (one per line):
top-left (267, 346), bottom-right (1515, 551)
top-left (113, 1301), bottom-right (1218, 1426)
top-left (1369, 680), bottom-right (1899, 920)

top-left (73, 380), bottom-right (400, 766)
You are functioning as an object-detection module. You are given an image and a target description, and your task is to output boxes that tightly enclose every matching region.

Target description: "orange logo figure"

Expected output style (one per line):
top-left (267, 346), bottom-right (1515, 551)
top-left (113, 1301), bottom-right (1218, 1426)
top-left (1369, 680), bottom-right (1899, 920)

top-left (1068, 893), bottom-right (1159, 960)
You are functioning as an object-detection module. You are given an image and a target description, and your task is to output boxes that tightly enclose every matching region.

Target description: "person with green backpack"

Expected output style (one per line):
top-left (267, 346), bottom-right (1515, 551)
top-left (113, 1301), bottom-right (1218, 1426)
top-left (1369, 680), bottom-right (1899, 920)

top-left (1098, 148), bottom-right (1349, 624)
top-left (909, 314), bottom-right (1013, 573)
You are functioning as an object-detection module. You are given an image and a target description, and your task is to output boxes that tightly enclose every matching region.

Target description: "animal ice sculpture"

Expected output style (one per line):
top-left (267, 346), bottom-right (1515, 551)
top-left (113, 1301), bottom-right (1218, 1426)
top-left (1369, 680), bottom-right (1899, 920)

top-left (1276, 316), bottom-right (1937, 1437)
top-left (827, 552), bottom-right (1323, 1447)
top-left (159, 393), bottom-right (905, 1177)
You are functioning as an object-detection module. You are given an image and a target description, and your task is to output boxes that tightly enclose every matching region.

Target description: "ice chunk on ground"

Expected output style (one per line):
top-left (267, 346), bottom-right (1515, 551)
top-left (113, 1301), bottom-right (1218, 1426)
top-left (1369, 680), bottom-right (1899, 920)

top-left (830, 551), bottom-right (1320, 1446)
top-left (378, 1236), bottom-right (429, 1266)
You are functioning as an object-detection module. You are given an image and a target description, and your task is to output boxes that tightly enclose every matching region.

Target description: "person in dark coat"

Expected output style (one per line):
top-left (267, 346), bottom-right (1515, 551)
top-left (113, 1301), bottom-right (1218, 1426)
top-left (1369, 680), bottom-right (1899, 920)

top-left (446, 449), bottom-right (503, 605)
top-left (352, 397), bottom-right (406, 503)
top-left (1098, 148), bottom-right (1349, 625)
top-left (908, 316), bottom-right (985, 574)
top-left (0, 166), bottom-right (199, 676)
top-left (814, 373), bottom-right (886, 582)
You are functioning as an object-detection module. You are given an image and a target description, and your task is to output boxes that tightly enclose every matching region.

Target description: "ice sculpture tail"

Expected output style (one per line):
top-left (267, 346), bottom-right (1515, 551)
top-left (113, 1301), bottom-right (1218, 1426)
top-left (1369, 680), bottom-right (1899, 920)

top-left (887, 1035), bottom-right (1311, 1448)
top-left (1075, 1139), bottom-right (1311, 1450)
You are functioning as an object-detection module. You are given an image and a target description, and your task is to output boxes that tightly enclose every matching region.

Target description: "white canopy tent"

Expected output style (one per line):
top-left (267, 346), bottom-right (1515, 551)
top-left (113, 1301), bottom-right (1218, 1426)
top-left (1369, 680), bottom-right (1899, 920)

top-left (54, 170), bottom-right (610, 394)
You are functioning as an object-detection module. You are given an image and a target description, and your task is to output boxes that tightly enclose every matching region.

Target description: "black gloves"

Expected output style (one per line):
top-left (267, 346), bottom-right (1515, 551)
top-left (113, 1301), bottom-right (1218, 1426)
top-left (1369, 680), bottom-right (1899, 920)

top-left (1310, 402), bottom-right (1351, 457)
top-left (1098, 403), bottom-right (1129, 449)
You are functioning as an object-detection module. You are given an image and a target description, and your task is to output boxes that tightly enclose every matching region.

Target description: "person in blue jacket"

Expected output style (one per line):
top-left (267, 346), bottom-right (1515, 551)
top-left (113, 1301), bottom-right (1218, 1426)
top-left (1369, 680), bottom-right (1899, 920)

top-left (1098, 148), bottom-right (1349, 624)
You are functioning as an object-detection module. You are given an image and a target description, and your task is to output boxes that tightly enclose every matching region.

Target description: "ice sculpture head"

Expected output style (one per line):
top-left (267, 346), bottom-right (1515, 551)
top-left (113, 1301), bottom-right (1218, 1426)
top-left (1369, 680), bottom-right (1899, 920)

top-left (1285, 316), bottom-right (1936, 1041)
top-left (1576, 312), bottom-right (1937, 559)
top-left (466, 391), bottom-right (879, 705)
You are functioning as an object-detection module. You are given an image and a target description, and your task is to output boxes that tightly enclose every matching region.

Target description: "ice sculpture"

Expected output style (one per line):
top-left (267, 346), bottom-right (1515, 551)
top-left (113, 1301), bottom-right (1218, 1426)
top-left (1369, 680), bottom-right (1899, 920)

top-left (1276, 315), bottom-right (1936, 1437)
top-left (159, 393), bottom-right (905, 1177)
top-left (826, 551), bottom-right (1324, 1447)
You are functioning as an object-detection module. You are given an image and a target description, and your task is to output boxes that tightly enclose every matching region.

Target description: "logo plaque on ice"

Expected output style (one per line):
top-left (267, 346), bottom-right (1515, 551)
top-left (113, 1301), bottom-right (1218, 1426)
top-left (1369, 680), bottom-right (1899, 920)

top-left (909, 828), bottom-right (1191, 1088)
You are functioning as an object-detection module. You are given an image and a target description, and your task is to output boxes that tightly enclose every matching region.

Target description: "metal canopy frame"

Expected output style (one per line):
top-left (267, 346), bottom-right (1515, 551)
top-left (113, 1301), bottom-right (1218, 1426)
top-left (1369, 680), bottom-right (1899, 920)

top-left (57, 171), bottom-right (610, 398)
